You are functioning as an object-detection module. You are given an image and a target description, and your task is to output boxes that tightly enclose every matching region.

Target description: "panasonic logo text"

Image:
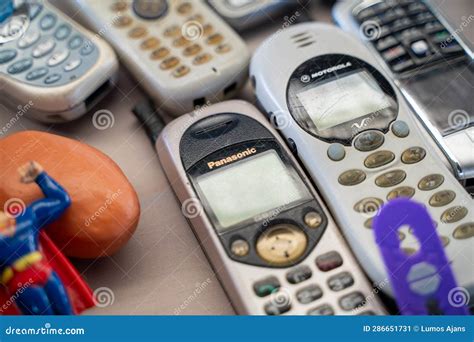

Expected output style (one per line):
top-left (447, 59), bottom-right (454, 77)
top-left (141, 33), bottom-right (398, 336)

top-left (207, 148), bottom-right (257, 169)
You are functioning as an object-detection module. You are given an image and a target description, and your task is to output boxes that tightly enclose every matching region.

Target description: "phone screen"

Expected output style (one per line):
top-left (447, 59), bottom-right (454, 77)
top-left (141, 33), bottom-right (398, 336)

top-left (195, 150), bottom-right (311, 231)
top-left (296, 71), bottom-right (393, 131)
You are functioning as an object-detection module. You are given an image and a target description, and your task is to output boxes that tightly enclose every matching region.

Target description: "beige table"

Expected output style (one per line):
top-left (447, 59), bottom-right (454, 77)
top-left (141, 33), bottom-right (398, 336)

top-left (0, 1), bottom-right (333, 315)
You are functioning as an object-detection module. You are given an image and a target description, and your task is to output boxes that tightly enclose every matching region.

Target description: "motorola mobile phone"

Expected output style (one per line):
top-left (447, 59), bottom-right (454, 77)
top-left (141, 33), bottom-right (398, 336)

top-left (66, 0), bottom-right (250, 116)
top-left (0, 0), bottom-right (118, 123)
top-left (333, 0), bottom-right (474, 186)
top-left (156, 100), bottom-right (385, 315)
top-left (250, 23), bottom-right (474, 302)
top-left (207, 0), bottom-right (302, 32)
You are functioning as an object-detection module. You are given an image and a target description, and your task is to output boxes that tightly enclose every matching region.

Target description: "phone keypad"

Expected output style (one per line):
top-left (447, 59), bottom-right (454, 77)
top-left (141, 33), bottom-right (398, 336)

top-left (354, 0), bottom-right (467, 75)
top-left (254, 249), bottom-right (364, 315)
top-left (0, 5), bottom-right (99, 87)
top-left (109, 0), bottom-right (234, 79)
top-left (331, 118), bottom-right (472, 270)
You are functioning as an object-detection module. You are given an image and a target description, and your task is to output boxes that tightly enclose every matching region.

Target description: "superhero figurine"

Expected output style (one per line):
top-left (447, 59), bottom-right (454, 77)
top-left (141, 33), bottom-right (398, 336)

top-left (0, 161), bottom-right (73, 315)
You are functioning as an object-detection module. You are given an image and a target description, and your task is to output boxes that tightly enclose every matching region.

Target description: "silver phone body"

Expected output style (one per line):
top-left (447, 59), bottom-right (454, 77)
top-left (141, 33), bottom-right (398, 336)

top-left (157, 100), bottom-right (386, 315)
top-left (66, 0), bottom-right (250, 117)
top-left (250, 22), bottom-right (474, 299)
top-left (333, 0), bottom-right (474, 183)
top-left (0, 0), bottom-right (118, 123)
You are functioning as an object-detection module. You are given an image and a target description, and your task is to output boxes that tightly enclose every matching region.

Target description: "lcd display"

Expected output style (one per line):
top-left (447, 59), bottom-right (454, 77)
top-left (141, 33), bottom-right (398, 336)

top-left (296, 71), bottom-right (393, 131)
top-left (195, 150), bottom-right (311, 231)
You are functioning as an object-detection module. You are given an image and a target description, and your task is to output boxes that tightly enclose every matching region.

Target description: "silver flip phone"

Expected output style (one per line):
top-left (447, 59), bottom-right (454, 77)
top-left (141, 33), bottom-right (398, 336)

top-left (251, 23), bottom-right (474, 302)
top-left (207, 0), bottom-right (302, 32)
top-left (333, 0), bottom-right (474, 186)
top-left (157, 100), bottom-right (385, 315)
top-left (0, 0), bottom-right (118, 123)
top-left (66, 0), bottom-right (250, 116)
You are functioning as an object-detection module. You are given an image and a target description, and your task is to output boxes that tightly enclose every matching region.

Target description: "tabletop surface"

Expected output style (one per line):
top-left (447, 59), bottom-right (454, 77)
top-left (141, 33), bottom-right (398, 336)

top-left (0, 1), bottom-right (335, 315)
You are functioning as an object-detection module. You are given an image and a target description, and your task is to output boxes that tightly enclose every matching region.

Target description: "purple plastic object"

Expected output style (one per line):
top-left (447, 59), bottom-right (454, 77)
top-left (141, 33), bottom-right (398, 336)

top-left (373, 198), bottom-right (469, 315)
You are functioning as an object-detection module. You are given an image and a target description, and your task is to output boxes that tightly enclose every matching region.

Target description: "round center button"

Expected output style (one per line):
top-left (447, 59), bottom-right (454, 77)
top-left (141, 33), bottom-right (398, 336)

top-left (133, 0), bottom-right (168, 20)
top-left (256, 224), bottom-right (307, 266)
top-left (354, 131), bottom-right (384, 152)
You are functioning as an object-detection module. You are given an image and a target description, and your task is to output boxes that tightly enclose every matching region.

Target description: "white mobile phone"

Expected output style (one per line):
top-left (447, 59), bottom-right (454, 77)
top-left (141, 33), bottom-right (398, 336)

top-left (250, 23), bottom-right (474, 303)
top-left (156, 100), bottom-right (386, 315)
top-left (0, 0), bottom-right (118, 123)
top-left (66, 0), bottom-right (250, 116)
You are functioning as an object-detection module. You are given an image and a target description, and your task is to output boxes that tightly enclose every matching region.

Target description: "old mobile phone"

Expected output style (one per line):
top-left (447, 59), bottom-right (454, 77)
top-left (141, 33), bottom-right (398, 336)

top-left (250, 23), bottom-right (474, 301)
top-left (333, 0), bottom-right (474, 187)
top-left (156, 100), bottom-right (385, 315)
top-left (207, 0), bottom-right (302, 32)
top-left (66, 0), bottom-right (250, 116)
top-left (0, 0), bottom-right (118, 123)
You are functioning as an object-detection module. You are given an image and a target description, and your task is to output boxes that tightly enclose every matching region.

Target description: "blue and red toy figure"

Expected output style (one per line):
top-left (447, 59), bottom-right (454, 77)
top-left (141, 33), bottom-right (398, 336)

top-left (0, 161), bottom-right (88, 315)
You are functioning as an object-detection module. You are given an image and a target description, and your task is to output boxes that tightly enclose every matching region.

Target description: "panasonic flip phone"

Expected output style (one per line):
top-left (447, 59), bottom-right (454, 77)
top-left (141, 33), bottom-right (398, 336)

top-left (332, 0), bottom-right (474, 187)
top-left (157, 100), bottom-right (385, 315)
top-left (66, 0), bottom-right (250, 116)
top-left (0, 0), bottom-right (118, 123)
top-left (250, 23), bottom-right (474, 302)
